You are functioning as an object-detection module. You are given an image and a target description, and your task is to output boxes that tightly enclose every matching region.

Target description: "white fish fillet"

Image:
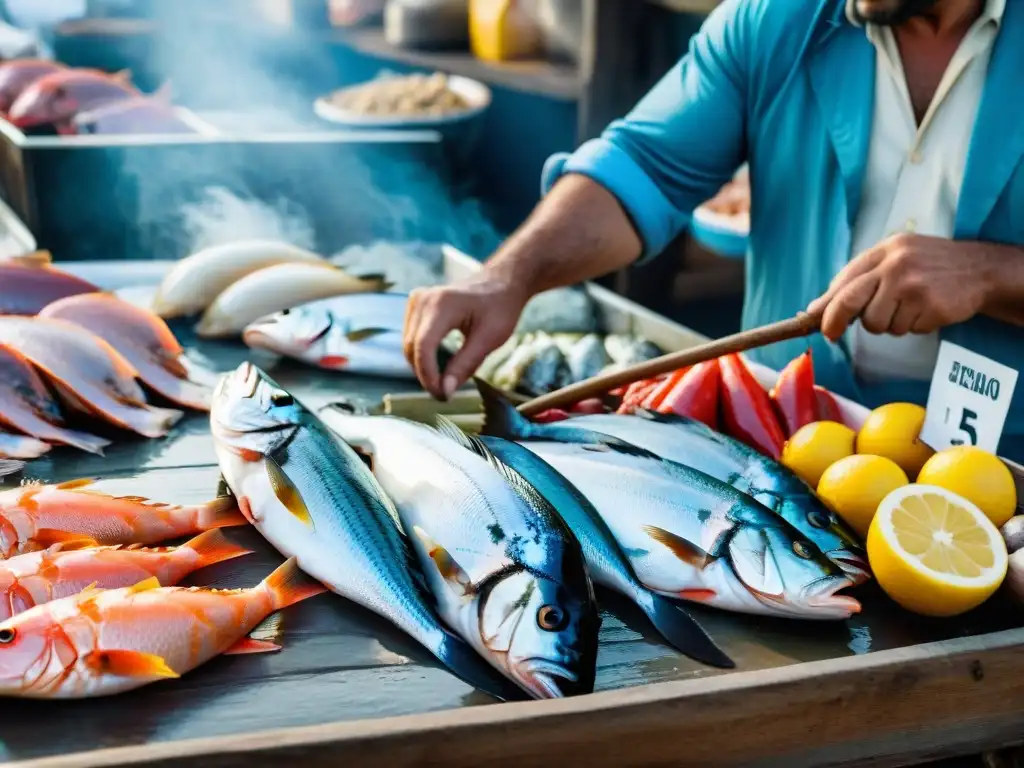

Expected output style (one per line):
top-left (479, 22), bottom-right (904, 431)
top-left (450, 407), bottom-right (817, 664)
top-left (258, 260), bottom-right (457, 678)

top-left (151, 240), bottom-right (325, 319)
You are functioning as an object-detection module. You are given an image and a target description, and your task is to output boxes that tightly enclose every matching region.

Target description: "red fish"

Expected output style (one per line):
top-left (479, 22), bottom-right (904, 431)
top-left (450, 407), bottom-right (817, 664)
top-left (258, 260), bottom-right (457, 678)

top-left (657, 360), bottom-right (721, 429)
top-left (769, 350), bottom-right (818, 437)
top-left (0, 60), bottom-right (66, 114)
top-left (719, 354), bottom-right (787, 460)
top-left (0, 262), bottom-right (99, 316)
top-left (7, 69), bottom-right (138, 133)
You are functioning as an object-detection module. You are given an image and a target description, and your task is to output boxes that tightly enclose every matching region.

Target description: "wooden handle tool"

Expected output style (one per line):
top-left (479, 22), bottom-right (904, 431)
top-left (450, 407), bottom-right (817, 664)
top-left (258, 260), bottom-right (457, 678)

top-left (517, 311), bottom-right (823, 417)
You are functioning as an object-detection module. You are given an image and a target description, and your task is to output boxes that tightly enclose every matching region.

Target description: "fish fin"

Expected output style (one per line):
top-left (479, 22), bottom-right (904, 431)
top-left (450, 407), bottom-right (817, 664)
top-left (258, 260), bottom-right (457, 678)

top-left (622, 547), bottom-right (650, 558)
top-left (262, 557), bottom-right (328, 611)
top-left (345, 327), bottom-right (390, 342)
top-left (223, 636), bottom-right (281, 655)
top-left (111, 69), bottom-right (134, 84)
top-left (182, 529), bottom-right (253, 569)
top-left (48, 539), bottom-right (101, 553)
top-left (265, 456), bottom-right (314, 528)
top-left (0, 460), bottom-right (24, 479)
top-left (196, 495), bottom-right (247, 530)
top-left (474, 377), bottom-right (535, 439)
top-left (636, 591), bottom-right (734, 669)
top-left (643, 526), bottom-right (713, 570)
top-left (412, 525), bottom-right (474, 598)
top-left (437, 632), bottom-right (529, 702)
top-left (8, 249), bottom-right (52, 267)
top-left (352, 273), bottom-right (393, 291)
top-left (434, 414), bottom-right (477, 451)
top-left (127, 577), bottom-right (162, 594)
top-left (677, 589), bottom-right (719, 603)
top-left (85, 650), bottom-right (179, 679)
top-left (249, 611), bottom-right (283, 643)
top-left (56, 478), bottom-right (96, 490)
top-left (151, 80), bottom-right (173, 103)
top-left (319, 355), bottom-right (349, 369)
top-left (32, 530), bottom-right (100, 549)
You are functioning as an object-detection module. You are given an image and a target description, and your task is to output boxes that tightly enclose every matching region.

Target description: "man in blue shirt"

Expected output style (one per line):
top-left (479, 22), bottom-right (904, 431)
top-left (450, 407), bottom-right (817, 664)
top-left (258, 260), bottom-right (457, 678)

top-left (403, 0), bottom-right (1024, 460)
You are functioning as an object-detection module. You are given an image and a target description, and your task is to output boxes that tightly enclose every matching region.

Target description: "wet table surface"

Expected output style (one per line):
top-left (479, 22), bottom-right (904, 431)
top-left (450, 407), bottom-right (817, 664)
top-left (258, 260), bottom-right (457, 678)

top-left (1, 327), bottom-right (1021, 765)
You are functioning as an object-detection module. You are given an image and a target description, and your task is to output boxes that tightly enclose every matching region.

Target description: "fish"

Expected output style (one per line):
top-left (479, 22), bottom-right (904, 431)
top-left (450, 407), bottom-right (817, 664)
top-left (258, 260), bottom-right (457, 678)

top-left (0, 60), bottom-right (67, 113)
top-left (0, 461), bottom-right (23, 479)
top-left (0, 262), bottom-right (99, 316)
top-left (492, 333), bottom-right (545, 392)
top-left (476, 334), bottom-right (522, 382)
top-left (153, 240), bottom-right (327, 319)
top-left (476, 383), bottom-right (859, 619)
top-left (464, 433), bottom-right (733, 667)
top-left (486, 395), bottom-right (869, 583)
top-left (518, 337), bottom-right (573, 397)
top-left (0, 479), bottom-right (246, 557)
top-left (242, 293), bottom-right (413, 378)
top-left (71, 91), bottom-right (194, 135)
top-left (197, 263), bottom-right (391, 339)
top-left (516, 288), bottom-right (600, 335)
top-left (0, 341), bottom-right (111, 455)
top-left (211, 362), bottom-right (524, 701)
top-left (604, 336), bottom-right (663, 366)
top-left (0, 317), bottom-right (184, 438)
top-left (39, 293), bottom-right (214, 411)
top-left (0, 432), bottom-right (49, 460)
top-left (0, 556), bottom-right (326, 698)
top-left (565, 334), bottom-right (610, 383)
top-left (0, 529), bottom-right (253, 620)
top-left (7, 69), bottom-right (138, 133)
top-left (318, 407), bottom-right (602, 697)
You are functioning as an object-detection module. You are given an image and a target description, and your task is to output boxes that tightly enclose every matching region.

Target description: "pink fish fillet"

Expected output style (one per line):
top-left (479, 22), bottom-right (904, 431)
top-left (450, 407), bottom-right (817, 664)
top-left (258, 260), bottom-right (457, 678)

top-left (0, 317), bottom-right (183, 439)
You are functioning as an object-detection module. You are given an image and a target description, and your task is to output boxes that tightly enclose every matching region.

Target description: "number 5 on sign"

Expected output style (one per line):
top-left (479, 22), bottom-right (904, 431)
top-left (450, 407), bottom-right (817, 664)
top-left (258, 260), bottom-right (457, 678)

top-left (920, 342), bottom-right (1019, 454)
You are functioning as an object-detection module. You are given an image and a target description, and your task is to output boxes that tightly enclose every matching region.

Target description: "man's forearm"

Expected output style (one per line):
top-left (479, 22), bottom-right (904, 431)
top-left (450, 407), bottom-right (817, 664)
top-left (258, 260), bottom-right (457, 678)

top-left (482, 174), bottom-right (645, 295)
top-left (981, 242), bottom-right (1024, 327)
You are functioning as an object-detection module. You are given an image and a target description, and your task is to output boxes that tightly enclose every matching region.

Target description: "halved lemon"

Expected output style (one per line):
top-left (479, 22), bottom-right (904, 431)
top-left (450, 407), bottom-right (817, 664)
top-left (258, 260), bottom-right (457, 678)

top-left (867, 484), bottom-right (1008, 617)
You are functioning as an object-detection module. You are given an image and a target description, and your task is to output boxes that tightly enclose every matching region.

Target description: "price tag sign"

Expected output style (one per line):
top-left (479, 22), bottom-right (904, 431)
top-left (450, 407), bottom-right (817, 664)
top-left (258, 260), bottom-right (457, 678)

top-left (920, 342), bottom-right (1018, 453)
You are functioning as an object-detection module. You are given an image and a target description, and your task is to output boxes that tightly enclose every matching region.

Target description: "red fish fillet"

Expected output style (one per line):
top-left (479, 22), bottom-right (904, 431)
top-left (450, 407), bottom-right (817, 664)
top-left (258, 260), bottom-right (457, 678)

top-left (39, 294), bottom-right (213, 411)
top-left (0, 263), bottom-right (99, 316)
top-left (0, 317), bottom-right (183, 438)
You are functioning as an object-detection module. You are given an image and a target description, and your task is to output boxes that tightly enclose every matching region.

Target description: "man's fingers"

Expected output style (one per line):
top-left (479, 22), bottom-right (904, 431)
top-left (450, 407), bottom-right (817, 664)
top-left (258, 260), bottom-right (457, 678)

top-left (860, 285), bottom-right (900, 335)
top-left (441, 328), bottom-right (508, 398)
top-left (402, 291), bottom-right (424, 366)
top-left (820, 273), bottom-right (881, 341)
top-left (889, 301), bottom-right (920, 337)
top-left (412, 305), bottom-right (456, 399)
top-left (807, 247), bottom-right (886, 316)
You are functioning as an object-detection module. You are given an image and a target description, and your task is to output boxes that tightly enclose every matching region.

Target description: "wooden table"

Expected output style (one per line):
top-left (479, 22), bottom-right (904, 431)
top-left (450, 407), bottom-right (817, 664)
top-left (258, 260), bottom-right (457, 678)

top-left (4, 329), bottom-right (1024, 768)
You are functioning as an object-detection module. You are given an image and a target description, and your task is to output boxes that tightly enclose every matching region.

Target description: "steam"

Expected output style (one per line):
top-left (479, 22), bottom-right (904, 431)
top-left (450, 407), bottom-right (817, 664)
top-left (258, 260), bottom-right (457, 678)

top-left (180, 188), bottom-right (317, 252)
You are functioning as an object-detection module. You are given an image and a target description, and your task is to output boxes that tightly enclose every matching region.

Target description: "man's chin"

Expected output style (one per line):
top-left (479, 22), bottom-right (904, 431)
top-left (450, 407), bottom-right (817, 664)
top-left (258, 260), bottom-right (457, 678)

top-left (852, 0), bottom-right (940, 26)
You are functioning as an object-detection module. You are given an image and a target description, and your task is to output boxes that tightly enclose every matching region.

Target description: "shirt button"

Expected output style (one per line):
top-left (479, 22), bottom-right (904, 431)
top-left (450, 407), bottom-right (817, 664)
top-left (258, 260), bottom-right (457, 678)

top-left (909, 149), bottom-right (923, 164)
top-left (905, 218), bottom-right (917, 232)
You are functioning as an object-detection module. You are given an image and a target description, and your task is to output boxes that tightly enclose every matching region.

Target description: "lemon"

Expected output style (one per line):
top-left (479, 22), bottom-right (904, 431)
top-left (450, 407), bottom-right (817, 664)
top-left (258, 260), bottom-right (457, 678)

top-left (781, 421), bottom-right (857, 488)
top-left (816, 455), bottom-right (909, 538)
top-left (916, 446), bottom-right (1018, 528)
top-left (856, 403), bottom-right (935, 478)
top-left (867, 484), bottom-right (1008, 617)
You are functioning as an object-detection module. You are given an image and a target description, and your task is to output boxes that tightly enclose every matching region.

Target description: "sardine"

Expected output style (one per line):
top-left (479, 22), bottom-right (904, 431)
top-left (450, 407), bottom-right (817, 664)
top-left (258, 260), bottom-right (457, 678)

top-left (0, 317), bottom-right (183, 438)
top-left (0, 557), bottom-right (326, 698)
top-left (242, 293), bottom-right (413, 378)
top-left (0, 262), bottom-right (98, 316)
top-left (197, 263), bottom-right (391, 339)
top-left (604, 336), bottom-right (663, 366)
top-left (470, 435), bottom-right (733, 667)
top-left (0, 479), bottom-right (246, 557)
top-left (319, 407), bottom-right (601, 697)
top-left (0, 529), bottom-right (252, 620)
top-left (211, 362), bottom-right (524, 701)
top-left (152, 239), bottom-right (326, 319)
top-left (39, 293), bottom-right (214, 411)
top-left (519, 340), bottom-right (573, 396)
top-left (495, 405), bottom-right (869, 583)
top-left (565, 334), bottom-right (610, 383)
top-left (0, 342), bottom-right (110, 454)
top-left (476, 382), bottom-right (860, 619)
top-left (0, 432), bottom-right (49, 460)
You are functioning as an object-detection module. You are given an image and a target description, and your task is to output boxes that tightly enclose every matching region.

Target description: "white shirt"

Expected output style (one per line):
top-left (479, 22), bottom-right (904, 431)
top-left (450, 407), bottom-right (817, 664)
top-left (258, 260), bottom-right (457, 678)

top-left (845, 0), bottom-right (1004, 382)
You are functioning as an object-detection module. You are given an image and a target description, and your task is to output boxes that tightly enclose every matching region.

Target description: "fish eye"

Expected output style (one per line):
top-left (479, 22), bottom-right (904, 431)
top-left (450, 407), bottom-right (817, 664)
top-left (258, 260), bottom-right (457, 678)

top-left (0, 628), bottom-right (16, 644)
top-left (537, 605), bottom-right (567, 632)
top-left (792, 541), bottom-right (814, 560)
top-left (807, 509), bottom-right (834, 530)
top-left (280, 308), bottom-right (290, 316)
top-left (270, 391), bottom-right (294, 407)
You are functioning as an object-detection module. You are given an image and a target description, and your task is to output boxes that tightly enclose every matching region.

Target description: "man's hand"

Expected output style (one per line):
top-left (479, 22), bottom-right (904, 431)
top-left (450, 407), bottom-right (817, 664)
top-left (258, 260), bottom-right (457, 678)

top-left (403, 272), bottom-right (529, 401)
top-left (806, 234), bottom-right (1005, 341)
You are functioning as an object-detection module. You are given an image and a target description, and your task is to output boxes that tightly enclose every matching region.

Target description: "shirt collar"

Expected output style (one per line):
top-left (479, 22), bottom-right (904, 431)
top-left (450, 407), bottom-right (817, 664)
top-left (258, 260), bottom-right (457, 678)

top-left (845, 0), bottom-right (1005, 28)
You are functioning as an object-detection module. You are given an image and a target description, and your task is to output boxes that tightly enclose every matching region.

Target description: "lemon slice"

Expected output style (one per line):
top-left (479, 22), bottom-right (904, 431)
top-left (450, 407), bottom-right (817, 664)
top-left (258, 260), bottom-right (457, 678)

top-left (867, 484), bottom-right (1008, 617)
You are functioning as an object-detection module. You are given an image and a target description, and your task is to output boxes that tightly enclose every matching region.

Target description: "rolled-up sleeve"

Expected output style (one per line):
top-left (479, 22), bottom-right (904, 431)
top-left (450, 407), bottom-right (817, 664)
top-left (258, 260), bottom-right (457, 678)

top-left (542, 0), bottom-right (752, 261)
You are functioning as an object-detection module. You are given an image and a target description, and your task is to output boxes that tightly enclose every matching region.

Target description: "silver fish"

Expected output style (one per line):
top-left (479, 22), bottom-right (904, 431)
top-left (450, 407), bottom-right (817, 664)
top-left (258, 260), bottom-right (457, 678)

top-left (493, 405), bottom-right (869, 584)
top-left (211, 362), bottom-right (523, 701)
top-left (519, 341), bottom-right (572, 396)
top-left (565, 334), bottom-right (610, 383)
top-left (603, 335), bottom-right (663, 366)
top-left (318, 406), bottom-right (599, 698)
top-left (476, 334), bottom-right (522, 382)
top-left (242, 293), bottom-right (413, 379)
top-left (476, 382), bottom-right (859, 620)
top-left (472, 435), bottom-right (733, 667)
top-left (0, 459), bottom-right (25, 477)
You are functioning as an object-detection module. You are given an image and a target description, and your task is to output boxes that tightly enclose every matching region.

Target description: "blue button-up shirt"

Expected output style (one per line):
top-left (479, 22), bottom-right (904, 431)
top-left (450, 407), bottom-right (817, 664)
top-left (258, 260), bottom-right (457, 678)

top-left (541, 0), bottom-right (1024, 459)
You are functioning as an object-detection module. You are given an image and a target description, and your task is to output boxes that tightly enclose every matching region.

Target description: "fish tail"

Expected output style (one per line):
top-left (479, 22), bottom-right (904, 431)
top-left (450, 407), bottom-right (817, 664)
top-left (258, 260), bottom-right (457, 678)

top-left (0, 460), bottom-right (24, 478)
top-left (262, 557), bottom-right (328, 611)
top-left (436, 632), bottom-right (528, 702)
top-left (50, 428), bottom-right (111, 456)
top-left (474, 377), bottom-right (534, 439)
top-left (196, 495), bottom-right (248, 530)
top-left (117, 404), bottom-right (185, 438)
top-left (635, 589), bottom-right (735, 669)
top-left (182, 529), bottom-right (253, 569)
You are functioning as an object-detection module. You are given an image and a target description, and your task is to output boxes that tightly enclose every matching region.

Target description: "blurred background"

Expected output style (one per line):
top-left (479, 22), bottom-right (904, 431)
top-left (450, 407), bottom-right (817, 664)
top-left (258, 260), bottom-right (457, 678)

top-left (0, 0), bottom-right (746, 338)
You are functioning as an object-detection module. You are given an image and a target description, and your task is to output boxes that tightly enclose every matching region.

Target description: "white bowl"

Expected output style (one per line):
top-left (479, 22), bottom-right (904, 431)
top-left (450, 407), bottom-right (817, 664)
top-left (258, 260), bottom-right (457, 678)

top-left (314, 74), bottom-right (492, 128)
